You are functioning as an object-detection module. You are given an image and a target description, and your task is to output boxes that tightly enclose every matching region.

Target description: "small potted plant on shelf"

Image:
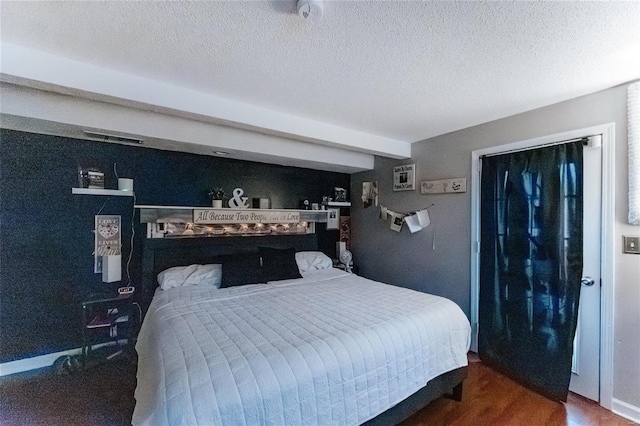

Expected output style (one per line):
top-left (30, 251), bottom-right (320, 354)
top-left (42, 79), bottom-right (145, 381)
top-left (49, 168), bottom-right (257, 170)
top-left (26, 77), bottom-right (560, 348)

top-left (208, 188), bottom-right (226, 208)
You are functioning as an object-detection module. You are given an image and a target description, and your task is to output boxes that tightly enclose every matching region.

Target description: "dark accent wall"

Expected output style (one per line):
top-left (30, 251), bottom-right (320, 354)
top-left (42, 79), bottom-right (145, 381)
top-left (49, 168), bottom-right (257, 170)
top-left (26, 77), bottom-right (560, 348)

top-left (0, 129), bottom-right (349, 363)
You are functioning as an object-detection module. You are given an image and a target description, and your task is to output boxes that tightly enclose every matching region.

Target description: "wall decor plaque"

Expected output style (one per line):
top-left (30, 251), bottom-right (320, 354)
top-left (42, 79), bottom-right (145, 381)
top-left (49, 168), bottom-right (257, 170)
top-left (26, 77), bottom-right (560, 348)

top-left (193, 209), bottom-right (300, 224)
top-left (393, 164), bottom-right (415, 191)
top-left (421, 178), bottom-right (467, 194)
top-left (95, 215), bottom-right (121, 256)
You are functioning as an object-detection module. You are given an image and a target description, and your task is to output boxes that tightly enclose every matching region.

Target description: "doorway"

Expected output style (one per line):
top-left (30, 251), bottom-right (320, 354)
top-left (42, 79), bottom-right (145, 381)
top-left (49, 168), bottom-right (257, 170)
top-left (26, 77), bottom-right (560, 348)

top-left (470, 123), bottom-right (616, 409)
top-left (569, 141), bottom-right (601, 401)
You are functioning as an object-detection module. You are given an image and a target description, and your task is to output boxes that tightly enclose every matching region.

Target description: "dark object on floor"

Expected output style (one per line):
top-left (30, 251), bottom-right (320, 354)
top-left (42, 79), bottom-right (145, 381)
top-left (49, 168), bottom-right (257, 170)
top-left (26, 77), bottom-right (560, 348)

top-left (52, 355), bottom-right (82, 375)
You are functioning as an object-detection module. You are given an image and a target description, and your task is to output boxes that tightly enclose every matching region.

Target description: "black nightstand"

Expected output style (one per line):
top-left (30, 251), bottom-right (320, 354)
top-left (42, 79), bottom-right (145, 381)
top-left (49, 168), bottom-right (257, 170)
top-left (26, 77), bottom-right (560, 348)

top-left (81, 293), bottom-right (136, 367)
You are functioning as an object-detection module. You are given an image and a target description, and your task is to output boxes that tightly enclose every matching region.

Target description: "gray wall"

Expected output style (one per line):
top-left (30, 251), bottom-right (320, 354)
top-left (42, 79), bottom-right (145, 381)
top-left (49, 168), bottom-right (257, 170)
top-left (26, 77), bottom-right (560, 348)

top-left (351, 82), bottom-right (640, 409)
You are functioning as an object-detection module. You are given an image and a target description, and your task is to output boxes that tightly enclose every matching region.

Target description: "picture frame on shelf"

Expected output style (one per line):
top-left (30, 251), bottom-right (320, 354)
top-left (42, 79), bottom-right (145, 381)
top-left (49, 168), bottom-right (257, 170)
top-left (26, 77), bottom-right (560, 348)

top-left (78, 166), bottom-right (105, 189)
top-left (393, 164), bottom-right (415, 191)
top-left (326, 208), bottom-right (340, 230)
top-left (334, 187), bottom-right (347, 202)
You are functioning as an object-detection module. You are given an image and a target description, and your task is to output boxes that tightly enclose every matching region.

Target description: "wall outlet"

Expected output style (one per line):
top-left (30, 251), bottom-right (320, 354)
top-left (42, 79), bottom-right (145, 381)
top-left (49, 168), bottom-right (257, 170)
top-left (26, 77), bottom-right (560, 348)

top-left (623, 236), bottom-right (640, 254)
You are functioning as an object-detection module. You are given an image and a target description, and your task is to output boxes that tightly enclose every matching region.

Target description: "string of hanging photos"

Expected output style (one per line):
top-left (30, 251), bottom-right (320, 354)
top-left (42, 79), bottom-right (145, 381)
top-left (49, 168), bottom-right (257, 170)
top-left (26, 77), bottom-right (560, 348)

top-left (378, 203), bottom-right (436, 249)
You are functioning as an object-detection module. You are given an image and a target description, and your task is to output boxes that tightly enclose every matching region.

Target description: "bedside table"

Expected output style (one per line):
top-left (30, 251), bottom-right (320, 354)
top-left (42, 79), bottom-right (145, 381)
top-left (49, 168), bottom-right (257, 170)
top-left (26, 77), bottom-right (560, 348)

top-left (81, 293), bottom-right (136, 367)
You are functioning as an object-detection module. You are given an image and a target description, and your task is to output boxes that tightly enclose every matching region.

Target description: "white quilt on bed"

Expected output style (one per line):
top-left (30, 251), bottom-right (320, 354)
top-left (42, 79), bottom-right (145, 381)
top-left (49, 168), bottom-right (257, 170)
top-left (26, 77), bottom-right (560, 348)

top-left (133, 269), bottom-right (471, 426)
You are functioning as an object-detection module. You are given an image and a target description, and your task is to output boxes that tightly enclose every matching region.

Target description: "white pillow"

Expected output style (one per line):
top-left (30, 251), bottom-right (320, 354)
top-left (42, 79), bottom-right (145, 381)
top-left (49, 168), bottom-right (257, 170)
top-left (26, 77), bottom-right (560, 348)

top-left (295, 251), bottom-right (333, 273)
top-left (157, 264), bottom-right (222, 290)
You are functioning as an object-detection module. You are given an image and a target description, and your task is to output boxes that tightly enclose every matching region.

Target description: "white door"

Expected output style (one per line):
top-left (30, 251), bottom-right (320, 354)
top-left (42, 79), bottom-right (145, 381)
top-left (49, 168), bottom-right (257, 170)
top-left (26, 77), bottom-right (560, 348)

top-left (569, 141), bottom-right (602, 401)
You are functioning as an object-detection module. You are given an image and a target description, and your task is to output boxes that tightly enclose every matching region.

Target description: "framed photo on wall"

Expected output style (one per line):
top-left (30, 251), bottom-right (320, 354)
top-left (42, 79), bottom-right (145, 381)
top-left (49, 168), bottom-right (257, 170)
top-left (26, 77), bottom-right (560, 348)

top-left (393, 164), bottom-right (416, 191)
top-left (339, 216), bottom-right (351, 248)
top-left (326, 208), bottom-right (340, 230)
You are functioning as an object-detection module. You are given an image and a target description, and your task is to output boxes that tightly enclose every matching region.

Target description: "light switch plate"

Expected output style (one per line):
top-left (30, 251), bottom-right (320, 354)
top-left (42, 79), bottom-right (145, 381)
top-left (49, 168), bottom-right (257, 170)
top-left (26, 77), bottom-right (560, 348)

top-left (623, 236), bottom-right (640, 254)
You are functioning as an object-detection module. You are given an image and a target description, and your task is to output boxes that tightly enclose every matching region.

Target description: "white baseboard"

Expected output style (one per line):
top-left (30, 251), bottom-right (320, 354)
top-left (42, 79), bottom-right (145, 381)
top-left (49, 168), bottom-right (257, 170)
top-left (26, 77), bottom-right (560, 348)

top-left (0, 340), bottom-right (128, 378)
top-left (612, 398), bottom-right (640, 424)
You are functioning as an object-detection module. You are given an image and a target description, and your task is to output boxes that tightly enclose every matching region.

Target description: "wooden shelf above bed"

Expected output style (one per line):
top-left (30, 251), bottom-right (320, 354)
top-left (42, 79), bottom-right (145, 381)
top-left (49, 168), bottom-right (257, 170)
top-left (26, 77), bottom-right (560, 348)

top-left (135, 205), bottom-right (330, 224)
top-left (136, 205), bottom-right (331, 238)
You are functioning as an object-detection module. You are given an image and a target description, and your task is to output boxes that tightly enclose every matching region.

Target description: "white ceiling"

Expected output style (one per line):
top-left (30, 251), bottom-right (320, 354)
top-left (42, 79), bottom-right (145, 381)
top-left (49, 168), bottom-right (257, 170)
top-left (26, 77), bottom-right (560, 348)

top-left (1, 1), bottom-right (639, 171)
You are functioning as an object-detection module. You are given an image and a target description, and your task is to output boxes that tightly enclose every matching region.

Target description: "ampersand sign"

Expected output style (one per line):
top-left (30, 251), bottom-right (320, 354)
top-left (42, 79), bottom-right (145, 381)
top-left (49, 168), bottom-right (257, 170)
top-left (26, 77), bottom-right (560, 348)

top-left (228, 187), bottom-right (249, 209)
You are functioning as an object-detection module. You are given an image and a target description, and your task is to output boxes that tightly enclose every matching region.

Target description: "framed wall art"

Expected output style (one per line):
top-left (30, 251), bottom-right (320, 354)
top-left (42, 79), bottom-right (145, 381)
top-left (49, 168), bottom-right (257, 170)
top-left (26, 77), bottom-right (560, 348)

top-left (326, 208), bottom-right (340, 230)
top-left (393, 164), bottom-right (415, 191)
top-left (339, 216), bottom-right (351, 248)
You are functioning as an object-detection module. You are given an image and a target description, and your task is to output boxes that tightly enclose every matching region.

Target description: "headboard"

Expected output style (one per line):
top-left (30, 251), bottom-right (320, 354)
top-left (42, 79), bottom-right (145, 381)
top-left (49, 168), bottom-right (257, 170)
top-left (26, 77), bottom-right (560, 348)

top-left (140, 234), bottom-right (319, 312)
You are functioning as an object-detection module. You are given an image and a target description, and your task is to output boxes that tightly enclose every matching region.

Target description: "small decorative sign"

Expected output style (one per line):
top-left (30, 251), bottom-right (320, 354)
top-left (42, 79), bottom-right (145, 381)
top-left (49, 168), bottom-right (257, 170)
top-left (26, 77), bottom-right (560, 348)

top-left (228, 188), bottom-right (249, 209)
top-left (95, 215), bottom-right (121, 256)
top-left (326, 208), bottom-right (339, 230)
top-left (393, 164), bottom-right (416, 191)
top-left (193, 209), bottom-right (300, 224)
top-left (421, 178), bottom-right (467, 194)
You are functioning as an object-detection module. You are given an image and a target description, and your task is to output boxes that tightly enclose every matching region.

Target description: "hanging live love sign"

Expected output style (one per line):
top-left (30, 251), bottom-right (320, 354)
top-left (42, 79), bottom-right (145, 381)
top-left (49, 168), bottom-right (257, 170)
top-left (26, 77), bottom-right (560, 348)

top-left (95, 215), bottom-right (121, 256)
top-left (193, 209), bottom-right (300, 224)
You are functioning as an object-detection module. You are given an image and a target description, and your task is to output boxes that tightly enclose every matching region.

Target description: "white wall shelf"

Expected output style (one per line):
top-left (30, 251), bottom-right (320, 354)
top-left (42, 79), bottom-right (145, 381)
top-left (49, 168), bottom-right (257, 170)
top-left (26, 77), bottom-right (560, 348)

top-left (72, 188), bottom-right (134, 197)
top-left (323, 201), bottom-right (351, 207)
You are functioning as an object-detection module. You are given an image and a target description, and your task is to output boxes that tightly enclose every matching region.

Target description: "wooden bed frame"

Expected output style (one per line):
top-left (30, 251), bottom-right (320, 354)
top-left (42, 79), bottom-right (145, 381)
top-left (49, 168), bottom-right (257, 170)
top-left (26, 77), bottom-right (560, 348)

top-left (138, 234), bottom-right (467, 425)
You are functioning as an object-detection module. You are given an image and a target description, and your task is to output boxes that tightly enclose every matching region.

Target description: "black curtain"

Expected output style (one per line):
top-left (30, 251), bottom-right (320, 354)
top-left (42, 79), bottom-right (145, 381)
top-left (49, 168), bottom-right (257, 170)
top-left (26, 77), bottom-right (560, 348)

top-left (479, 141), bottom-right (583, 401)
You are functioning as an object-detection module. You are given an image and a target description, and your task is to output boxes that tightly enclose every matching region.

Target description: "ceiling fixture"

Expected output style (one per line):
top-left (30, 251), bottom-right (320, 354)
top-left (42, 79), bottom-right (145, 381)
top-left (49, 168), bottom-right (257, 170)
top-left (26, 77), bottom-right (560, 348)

top-left (297, 0), bottom-right (323, 23)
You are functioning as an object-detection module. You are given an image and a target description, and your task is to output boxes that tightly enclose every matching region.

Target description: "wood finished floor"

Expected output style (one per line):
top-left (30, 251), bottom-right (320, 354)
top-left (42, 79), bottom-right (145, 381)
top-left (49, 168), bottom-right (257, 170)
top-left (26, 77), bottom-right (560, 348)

top-left (402, 355), bottom-right (636, 426)
top-left (0, 354), bottom-right (635, 425)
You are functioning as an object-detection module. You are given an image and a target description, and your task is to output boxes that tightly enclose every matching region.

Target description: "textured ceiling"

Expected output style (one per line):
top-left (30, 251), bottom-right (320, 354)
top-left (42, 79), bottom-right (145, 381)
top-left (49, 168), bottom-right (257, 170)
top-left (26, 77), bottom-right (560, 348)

top-left (1, 1), bottom-right (639, 143)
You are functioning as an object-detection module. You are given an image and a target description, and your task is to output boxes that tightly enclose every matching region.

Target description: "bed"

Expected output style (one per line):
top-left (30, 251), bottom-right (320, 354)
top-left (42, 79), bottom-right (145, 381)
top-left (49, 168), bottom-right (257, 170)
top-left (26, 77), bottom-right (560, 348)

top-left (133, 235), bottom-right (471, 425)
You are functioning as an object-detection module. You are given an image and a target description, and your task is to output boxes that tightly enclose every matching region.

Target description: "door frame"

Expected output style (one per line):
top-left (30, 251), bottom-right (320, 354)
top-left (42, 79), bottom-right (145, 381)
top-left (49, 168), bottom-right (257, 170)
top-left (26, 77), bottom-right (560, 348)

top-left (469, 123), bottom-right (615, 410)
